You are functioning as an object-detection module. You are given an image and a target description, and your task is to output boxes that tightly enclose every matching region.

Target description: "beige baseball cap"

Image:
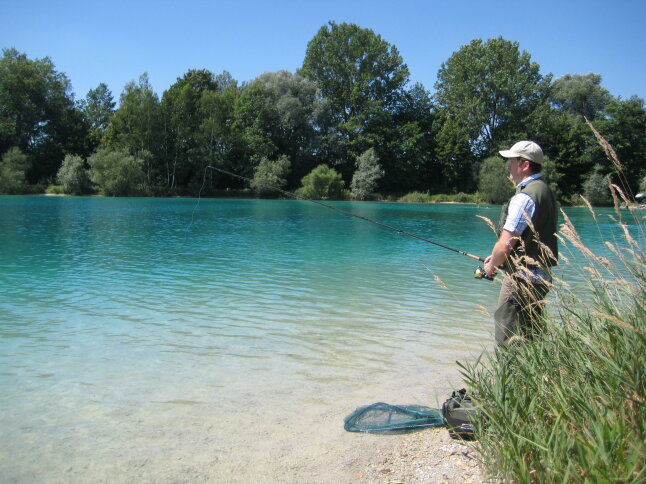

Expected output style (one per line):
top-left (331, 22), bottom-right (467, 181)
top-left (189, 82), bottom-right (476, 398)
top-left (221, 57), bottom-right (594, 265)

top-left (499, 141), bottom-right (544, 164)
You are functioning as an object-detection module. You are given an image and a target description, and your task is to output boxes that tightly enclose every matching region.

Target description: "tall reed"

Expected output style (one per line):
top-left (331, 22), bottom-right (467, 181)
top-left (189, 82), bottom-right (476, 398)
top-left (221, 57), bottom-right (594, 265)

top-left (461, 132), bottom-right (645, 482)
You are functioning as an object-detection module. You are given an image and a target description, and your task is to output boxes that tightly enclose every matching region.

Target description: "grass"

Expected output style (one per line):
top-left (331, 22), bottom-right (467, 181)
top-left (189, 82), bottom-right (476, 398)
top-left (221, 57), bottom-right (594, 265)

top-left (460, 132), bottom-right (645, 482)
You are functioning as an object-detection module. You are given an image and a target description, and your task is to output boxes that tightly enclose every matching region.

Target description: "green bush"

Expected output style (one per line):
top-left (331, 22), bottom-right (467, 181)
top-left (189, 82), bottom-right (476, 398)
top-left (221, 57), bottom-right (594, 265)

top-left (89, 148), bottom-right (144, 196)
top-left (57, 154), bottom-right (91, 195)
top-left (250, 155), bottom-right (291, 197)
top-left (0, 147), bottom-right (31, 194)
top-left (299, 164), bottom-right (344, 200)
top-left (398, 191), bottom-right (433, 203)
top-left (45, 185), bottom-right (65, 195)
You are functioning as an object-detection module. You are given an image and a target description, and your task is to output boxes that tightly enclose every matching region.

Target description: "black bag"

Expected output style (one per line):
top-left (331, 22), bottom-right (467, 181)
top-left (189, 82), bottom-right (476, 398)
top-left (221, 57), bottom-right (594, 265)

top-left (442, 388), bottom-right (479, 440)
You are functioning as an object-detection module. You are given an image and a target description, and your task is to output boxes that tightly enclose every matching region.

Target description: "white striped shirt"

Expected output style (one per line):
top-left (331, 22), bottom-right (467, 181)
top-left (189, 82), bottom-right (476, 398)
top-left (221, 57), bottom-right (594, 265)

top-left (503, 174), bottom-right (543, 235)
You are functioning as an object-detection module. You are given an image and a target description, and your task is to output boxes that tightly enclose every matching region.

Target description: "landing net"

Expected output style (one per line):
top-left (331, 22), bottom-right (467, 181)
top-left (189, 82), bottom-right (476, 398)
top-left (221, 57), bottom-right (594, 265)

top-left (343, 402), bottom-right (445, 433)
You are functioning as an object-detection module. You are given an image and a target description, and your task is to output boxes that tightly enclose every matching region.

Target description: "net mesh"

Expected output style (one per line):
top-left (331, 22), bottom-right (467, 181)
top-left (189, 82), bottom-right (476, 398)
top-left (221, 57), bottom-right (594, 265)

top-left (343, 402), bottom-right (445, 433)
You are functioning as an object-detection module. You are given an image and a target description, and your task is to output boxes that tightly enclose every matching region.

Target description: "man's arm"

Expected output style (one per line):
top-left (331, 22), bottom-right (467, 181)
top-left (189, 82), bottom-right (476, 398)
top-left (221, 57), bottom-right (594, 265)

top-left (483, 229), bottom-right (520, 277)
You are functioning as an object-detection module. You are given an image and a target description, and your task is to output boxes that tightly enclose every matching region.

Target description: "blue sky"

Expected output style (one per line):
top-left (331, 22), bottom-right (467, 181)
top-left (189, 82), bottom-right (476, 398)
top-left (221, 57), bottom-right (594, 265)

top-left (3, 0), bottom-right (645, 104)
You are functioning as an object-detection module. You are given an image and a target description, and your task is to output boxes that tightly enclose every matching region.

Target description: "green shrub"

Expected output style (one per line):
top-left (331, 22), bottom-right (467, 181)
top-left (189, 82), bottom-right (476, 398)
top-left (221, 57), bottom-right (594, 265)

top-left (250, 155), bottom-right (291, 197)
top-left (299, 164), bottom-right (344, 200)
top-left (398, 191), bottom-right (433, 203)
top-left (89, 148), bottom-right (144, 196)
top-left (45, 185), bottom-right (65, 195)
top-left (57, 154), bottom-right (91, 195)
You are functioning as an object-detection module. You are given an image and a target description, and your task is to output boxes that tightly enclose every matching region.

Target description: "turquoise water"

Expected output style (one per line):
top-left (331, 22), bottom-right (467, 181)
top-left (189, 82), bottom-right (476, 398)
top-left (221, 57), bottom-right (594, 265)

top-left (0, 196), bottom-right (639, 482)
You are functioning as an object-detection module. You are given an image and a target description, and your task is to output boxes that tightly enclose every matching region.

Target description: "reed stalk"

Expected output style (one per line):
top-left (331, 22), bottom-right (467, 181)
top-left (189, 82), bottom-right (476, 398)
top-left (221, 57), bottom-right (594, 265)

top-left (460, 132), bottom-right (645, 483)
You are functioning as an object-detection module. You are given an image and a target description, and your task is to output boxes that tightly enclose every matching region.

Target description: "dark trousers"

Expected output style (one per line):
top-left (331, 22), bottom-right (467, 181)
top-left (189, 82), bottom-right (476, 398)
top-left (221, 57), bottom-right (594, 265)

top-left (494, 274), bottom-right (550, 344)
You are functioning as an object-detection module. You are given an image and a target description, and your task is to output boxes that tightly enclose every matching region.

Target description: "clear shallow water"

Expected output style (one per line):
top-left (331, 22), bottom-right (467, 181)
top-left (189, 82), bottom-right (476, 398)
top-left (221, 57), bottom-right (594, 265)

top-left (0, 196), bottom-right (640, 482)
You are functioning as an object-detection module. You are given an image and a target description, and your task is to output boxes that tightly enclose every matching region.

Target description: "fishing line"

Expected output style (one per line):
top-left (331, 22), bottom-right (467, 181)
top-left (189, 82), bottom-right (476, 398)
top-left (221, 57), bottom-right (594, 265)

top-left (203, 165), bottom-right (487, 264)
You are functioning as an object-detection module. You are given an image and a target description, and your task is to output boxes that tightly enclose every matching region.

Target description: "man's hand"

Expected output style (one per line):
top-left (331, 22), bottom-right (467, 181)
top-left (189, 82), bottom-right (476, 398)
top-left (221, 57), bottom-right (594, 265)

top-left (483, 255), bottom-right (497, 278)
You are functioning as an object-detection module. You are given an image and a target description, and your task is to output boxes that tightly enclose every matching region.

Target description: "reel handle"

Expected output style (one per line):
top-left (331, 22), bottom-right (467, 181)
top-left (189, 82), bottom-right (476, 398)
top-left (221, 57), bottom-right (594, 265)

top-left (474, 267), bottom-right (494, 281)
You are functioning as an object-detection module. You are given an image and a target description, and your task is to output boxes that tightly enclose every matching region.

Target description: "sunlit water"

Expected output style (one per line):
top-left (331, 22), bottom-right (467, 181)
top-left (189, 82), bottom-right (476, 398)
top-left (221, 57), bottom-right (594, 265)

top-left (0, 196), bottom-right (640, 482)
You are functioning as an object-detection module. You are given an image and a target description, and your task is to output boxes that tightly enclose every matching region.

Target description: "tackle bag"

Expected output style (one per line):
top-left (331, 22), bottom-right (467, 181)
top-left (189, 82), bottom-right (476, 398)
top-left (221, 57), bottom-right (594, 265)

top-left (442, 388), bottom-right (479, 440)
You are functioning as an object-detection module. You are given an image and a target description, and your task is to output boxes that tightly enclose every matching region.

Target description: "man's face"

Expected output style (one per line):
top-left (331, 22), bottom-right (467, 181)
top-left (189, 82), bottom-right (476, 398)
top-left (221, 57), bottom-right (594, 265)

top-left (506, 157), bottom-right (526, 184)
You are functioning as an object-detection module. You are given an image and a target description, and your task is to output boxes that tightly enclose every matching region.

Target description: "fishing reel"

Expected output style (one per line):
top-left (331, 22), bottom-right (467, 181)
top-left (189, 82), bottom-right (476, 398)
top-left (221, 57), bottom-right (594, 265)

top-left (474, 267), bottom-right (494, 281)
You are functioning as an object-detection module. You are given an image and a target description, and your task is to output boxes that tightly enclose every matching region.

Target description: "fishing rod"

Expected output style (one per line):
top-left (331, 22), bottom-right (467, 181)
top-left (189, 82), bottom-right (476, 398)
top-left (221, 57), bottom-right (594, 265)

top-left (206, 165), bottom-right (493, 280)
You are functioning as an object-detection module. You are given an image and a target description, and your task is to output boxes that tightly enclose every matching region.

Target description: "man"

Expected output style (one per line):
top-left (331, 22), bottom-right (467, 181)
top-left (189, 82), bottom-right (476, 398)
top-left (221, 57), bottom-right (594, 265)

top-left (483, 141), bottom-right (558, 344)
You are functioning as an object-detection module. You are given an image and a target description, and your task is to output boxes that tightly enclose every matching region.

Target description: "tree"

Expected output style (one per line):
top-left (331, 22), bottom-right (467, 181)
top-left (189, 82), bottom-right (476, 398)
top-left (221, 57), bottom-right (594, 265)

top-left (299, 164), bottom-right (344, 199)
top-left (301, 22), bottom-right (409, 122)
top-left (88, 148), bottom-right (144, 196)
top-left (0, 147), bottom-right (30, 194)
top-left (0, 48), bottom-right (88, 183)
top-left (250, 155), bottom-right (291, 196)
top-left (477, 156), bottom-right (514, 204)
top-left (80, 83), bottom-right (115, 148)
top-left (161, 69), bottom-right (221, 192)
top-left (351, 148), bottom-right (384, 200)
top-left (105, 73), bottom-right (162, 188)
top-left (550, 73), bottom-right (611, 121)
top-left (198, 81), bottom-right (240, 192)
top-left (592, 96), bottom-right (646, 197)
top-left (434, 37), bottom-right (550, 162)
top-left (248, 71), bottom-right (322, 185)
top-left (300, 22), bottom-right (410, 179)
top-left (57, 154), bottom-right (91, 194)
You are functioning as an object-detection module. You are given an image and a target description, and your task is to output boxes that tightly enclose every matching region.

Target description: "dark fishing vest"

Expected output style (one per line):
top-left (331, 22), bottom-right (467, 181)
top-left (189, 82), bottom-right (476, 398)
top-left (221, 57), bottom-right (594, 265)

top-left (498, 177), bottom-right (558, 272)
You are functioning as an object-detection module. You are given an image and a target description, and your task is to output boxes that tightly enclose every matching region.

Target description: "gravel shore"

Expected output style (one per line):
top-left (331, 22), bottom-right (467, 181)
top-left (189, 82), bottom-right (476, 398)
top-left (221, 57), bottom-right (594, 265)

top-left (355, 428), bottom-right (485, 484)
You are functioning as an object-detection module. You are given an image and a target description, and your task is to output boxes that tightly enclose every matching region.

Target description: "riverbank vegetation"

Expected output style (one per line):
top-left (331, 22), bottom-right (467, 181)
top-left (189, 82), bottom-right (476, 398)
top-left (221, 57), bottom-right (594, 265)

top-left (1, 22), bottom-right (645, 204)
top-left (462, 135), bottom-right (645, 482)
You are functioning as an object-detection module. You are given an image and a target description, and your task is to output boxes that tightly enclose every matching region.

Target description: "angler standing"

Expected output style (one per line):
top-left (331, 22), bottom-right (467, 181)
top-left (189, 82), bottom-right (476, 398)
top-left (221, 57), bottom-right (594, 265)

top-left (483, 141), bottom-right (558, 344)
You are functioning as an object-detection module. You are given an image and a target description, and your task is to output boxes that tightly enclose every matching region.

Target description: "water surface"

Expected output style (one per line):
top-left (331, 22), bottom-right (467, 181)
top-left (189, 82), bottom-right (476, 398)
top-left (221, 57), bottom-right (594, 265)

top-left (0, 196), bottom-right (637, 482)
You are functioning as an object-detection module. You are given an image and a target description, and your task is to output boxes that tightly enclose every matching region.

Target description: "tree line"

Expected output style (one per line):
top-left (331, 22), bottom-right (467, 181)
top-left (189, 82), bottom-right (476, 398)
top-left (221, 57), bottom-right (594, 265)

top-left (1, 21), bottom-right (645, 204)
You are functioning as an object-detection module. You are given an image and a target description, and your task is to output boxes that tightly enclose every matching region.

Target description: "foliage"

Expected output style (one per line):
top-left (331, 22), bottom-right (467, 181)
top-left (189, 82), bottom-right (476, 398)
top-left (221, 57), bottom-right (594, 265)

top-left (88, 148), bottom-right (144, 196)
top-left (582, 165), bottom-right (611, 206)
top-left (351, 148), bottom-right (384, 200)
top-left (161, 69), bottom-right (221, 192)
top-left (0, 48), bottom-right (90, 183)
top-left (550, 73), bottom-right (611, 121)
top-left (248, 71), bottom-right (322, 184)
top-left (640, 175), bottom-right (646, 194)
top-left (434, 37), bottom-right (550, 162)
top-left (462, 208), bottom-right (645, 482)
top-left (80, 83), bottom-right (115, 148)
top-left (398, 191), bottom-right (434, 203)
top-left (300, 22), bottom-right (413, 182)
top-left (250, 155), bottom-right (291, 196)
top-left (539, 157), bottom-right (564, 202)
top-left (591, 96), bottom-right (646, 197)
top-left (0, 147), bottom-right (31, 194)
top-left (477, 156), bottom-right (514, 204)
top-left (299, 164), bottom-right (344, 200)
top-left (57, 154), bottom-right (91, 194)
top-left (106, 73), bottom-right (162, 187)
top-left (2, 31), bottom-right (646, 201)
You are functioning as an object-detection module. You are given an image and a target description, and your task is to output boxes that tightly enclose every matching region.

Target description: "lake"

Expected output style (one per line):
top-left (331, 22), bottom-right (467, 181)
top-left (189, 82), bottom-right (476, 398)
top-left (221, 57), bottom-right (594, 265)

top-left (0, 196), bottom-right (636, 482)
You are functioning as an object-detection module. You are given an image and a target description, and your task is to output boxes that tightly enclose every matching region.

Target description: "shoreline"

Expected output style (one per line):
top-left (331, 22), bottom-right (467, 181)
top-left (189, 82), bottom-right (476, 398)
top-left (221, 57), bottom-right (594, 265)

top-left (355, 429), bottom-right (484, 483)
